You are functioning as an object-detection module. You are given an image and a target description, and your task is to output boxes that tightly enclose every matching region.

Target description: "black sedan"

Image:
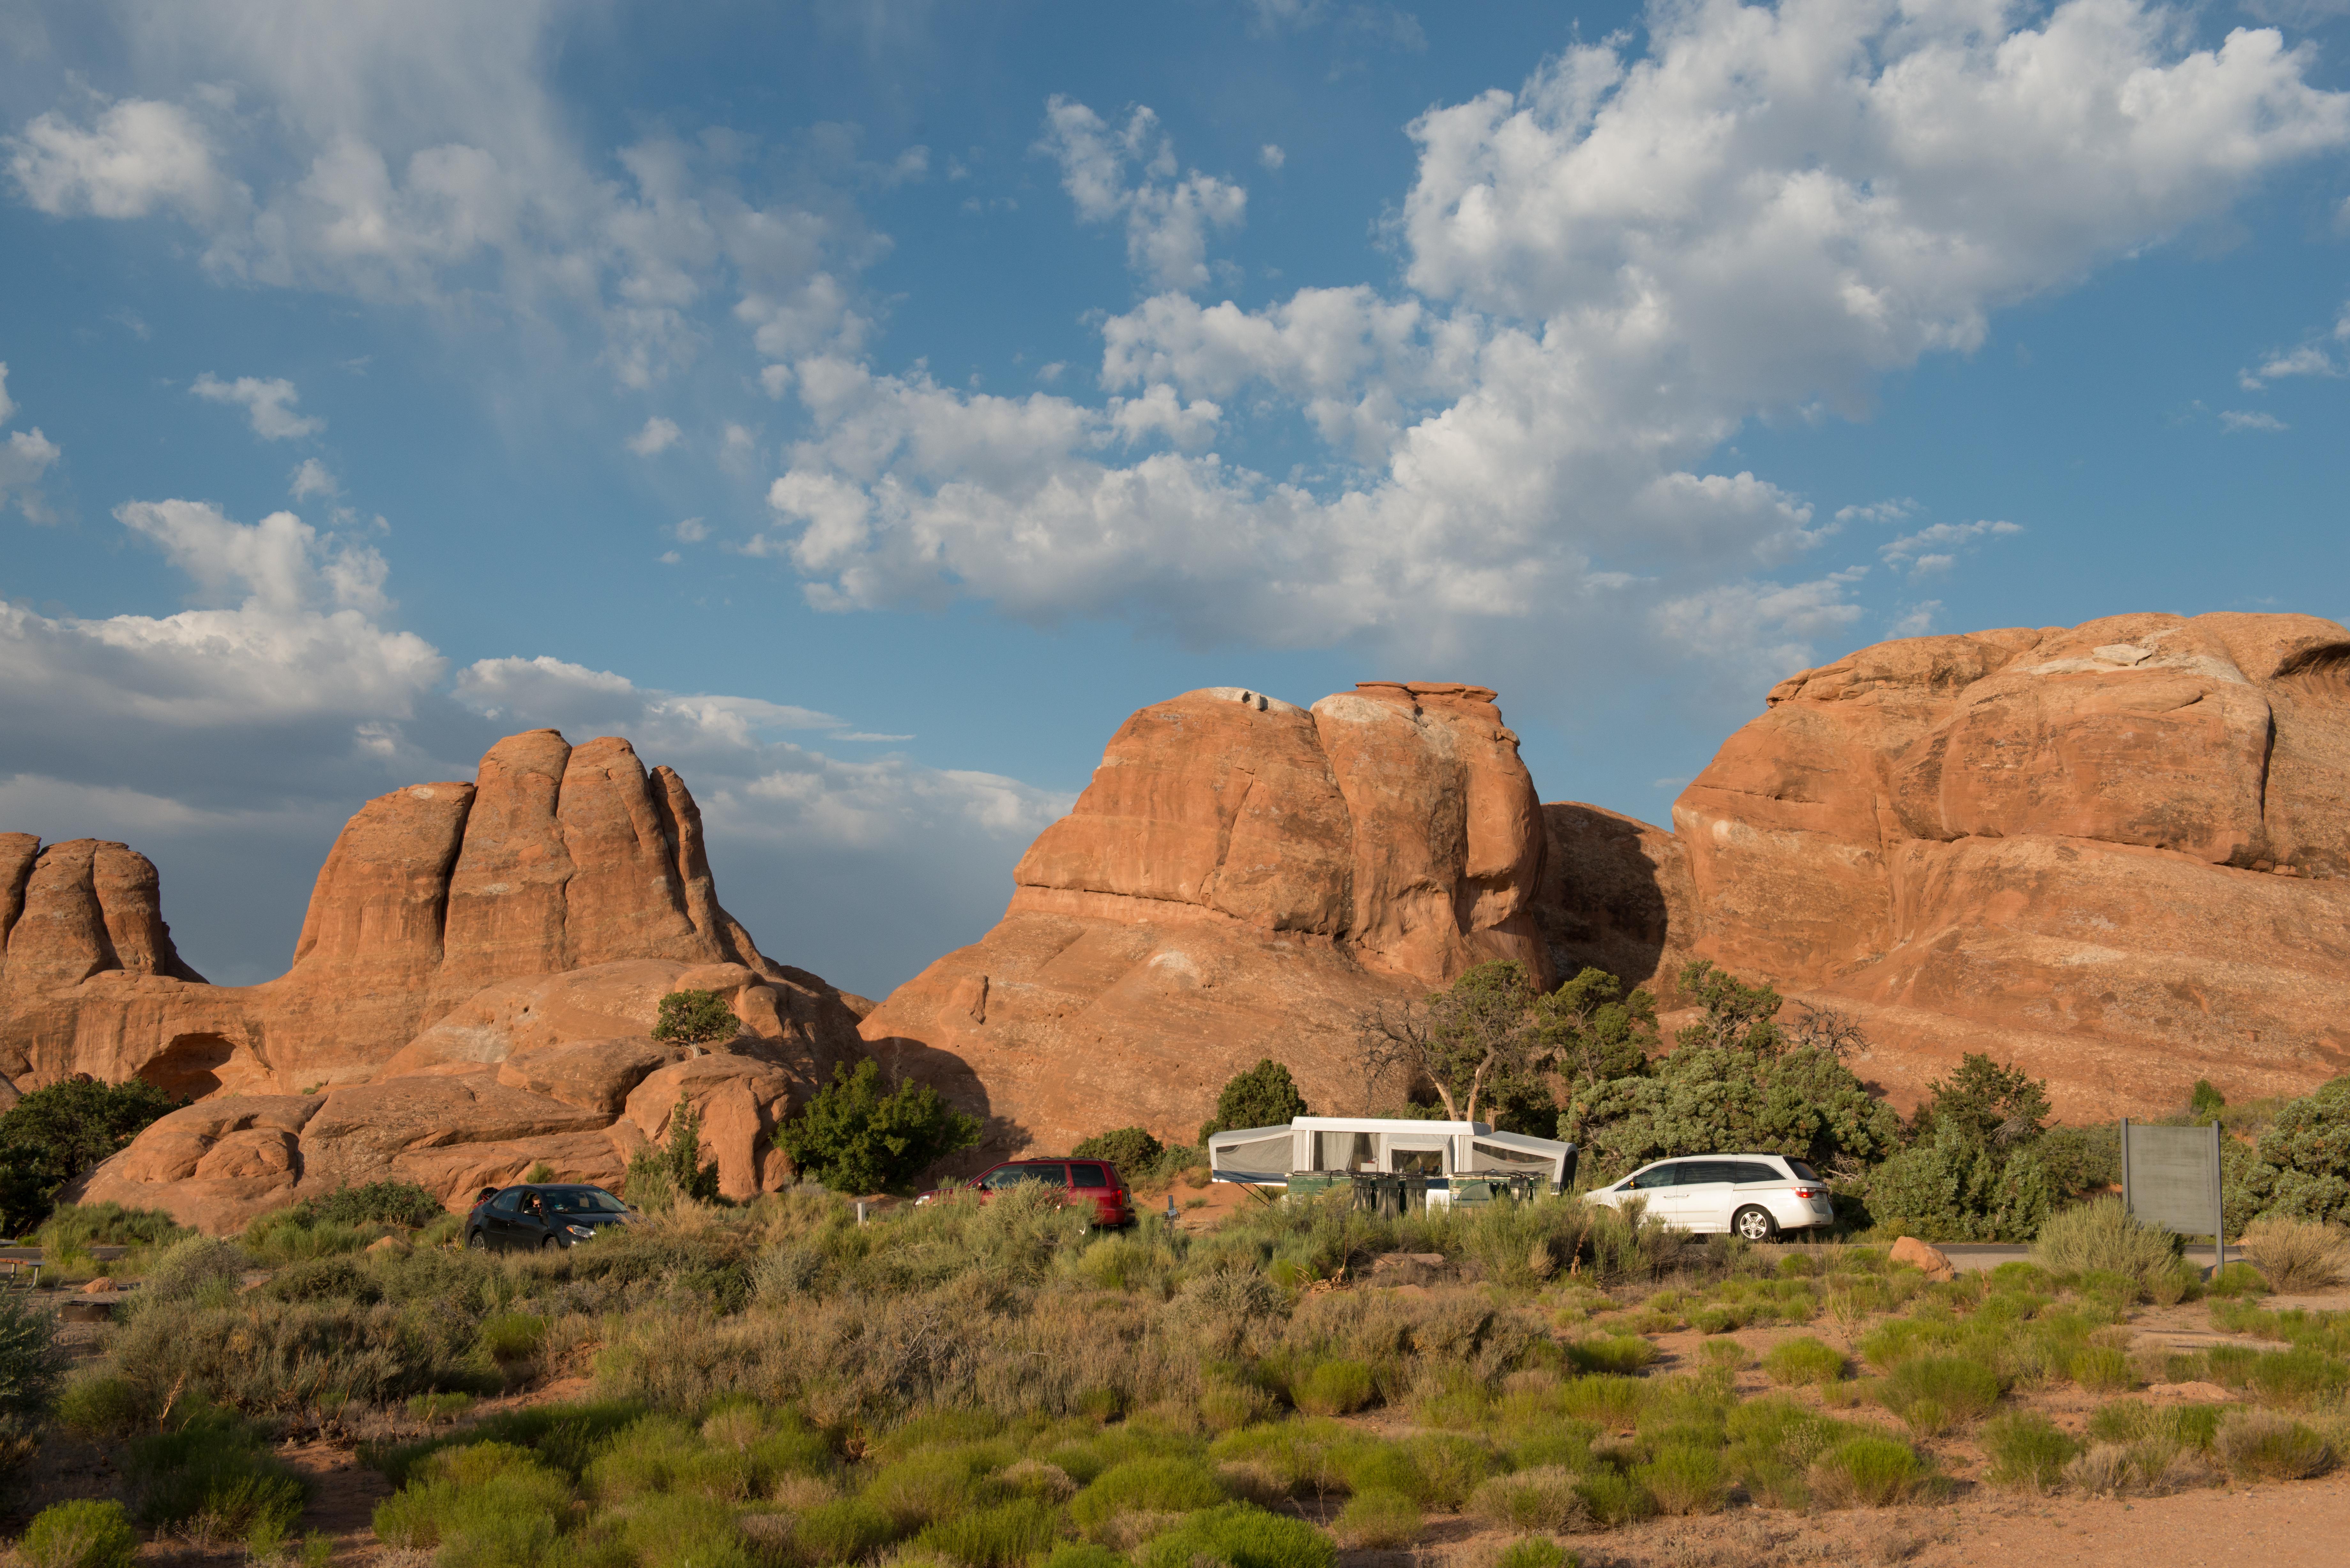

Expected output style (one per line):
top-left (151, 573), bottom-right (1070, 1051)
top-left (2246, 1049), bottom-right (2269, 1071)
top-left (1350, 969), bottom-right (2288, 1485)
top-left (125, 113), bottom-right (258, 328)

top-left (465, 1183), bottom-right (633, 1252)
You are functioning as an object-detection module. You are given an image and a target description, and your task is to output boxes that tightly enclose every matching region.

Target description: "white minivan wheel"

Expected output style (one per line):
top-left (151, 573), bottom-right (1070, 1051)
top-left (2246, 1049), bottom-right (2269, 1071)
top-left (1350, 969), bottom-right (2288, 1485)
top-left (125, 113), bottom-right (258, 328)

top-left (1732, 1205), bottom-right (1777, 1242)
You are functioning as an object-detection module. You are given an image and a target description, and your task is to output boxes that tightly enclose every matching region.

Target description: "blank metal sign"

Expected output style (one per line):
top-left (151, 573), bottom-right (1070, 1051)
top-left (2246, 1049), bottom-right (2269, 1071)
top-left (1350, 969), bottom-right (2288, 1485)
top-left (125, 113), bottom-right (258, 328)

top-left (2120, 1120), bottom-right (2222, 1238)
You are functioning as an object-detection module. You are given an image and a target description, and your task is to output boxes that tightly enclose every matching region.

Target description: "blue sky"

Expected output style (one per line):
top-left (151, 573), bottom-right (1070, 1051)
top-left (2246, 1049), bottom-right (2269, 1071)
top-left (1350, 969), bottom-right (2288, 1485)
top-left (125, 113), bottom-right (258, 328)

top-left (2, 0), bottom-right (2346, 998)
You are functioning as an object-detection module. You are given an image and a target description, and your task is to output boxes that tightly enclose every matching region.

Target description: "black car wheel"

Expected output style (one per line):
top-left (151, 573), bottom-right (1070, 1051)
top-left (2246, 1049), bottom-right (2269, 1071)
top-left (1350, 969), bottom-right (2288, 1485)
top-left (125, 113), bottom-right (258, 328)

top-left (1733, 1205), bottom-right (1778, 1243)
top-left (542, 1233), bottom-right (562, 1251)
top-left (466, 1228), bottom-right (488, 1252)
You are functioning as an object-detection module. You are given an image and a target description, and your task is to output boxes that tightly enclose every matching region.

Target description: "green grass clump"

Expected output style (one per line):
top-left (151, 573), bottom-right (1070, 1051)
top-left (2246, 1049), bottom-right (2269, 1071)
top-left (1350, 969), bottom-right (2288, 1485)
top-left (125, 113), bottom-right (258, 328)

top-left (1877, 1355), bottom-right (2002, 1434)
top-left (2217, 1410), bottom-right (2333, 1480)
top-left (1633, 1445), bottom-right (1724, 1515)
top-left (129, 1410), bottom-right (308, 1541)
top-left (1570, 1469), bottom-right (1655, 1528)
top-left (603, 1491), bottom-right (761, 1568)
top-left (1291, 1359), bottom-right (1375, 1416)
top-left (866, 1445), bottom-right (1010, 1530)
top-left (1808, 1436), bottom-right (1926, 1508)
top-left (2208, 1261), bottom-right (2270, 1297)
top-left (1565, 1335), bottom-right (1656, 1374)
top-left (2087, 1402), bottom-right (2223, 1452)
top-left (915, 1498), bottom-right (1065, 1567)
top-left (17, 1498), bottom-right (139, 1568)
top-left (1468, 1468), bottom-right (1588, 1532)
top-left (1495, 1537), bottom-right (1578, 1568)
top-left (1069, 1456), bottom-right (1226, 1531)
top-left (1981, 1412), bottom-right (2078, 1491)
top-left (1762, 1337), bottom-right (1844, 1386)
top-left (2247, 1348), bottom-right (2350, 1409)
top-left (52, 1371), bottom-right (142, 1436)
top-left (792, 1499), bottom-right (897, 1564)
top-left (373, 1441), bottom-right (574, 1563)
top-left (2067, 1346), bottom-right (2136, 1394)
top-left (479, 1310), bottom-right (550, 1363)
top-left (1331, 1488), bottom-right (1423, 1548)
top-left (1132, 1503), bottom-right (1335, 1568)
top-left (1554, 1375), bottom-right (1648, 1426)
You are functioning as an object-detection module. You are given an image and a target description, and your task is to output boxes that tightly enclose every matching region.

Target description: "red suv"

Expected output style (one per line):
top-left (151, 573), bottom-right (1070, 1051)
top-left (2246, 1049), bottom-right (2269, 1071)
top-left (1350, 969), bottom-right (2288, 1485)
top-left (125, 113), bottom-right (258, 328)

top-left (918, 1159), bottom-right (1134, 1227)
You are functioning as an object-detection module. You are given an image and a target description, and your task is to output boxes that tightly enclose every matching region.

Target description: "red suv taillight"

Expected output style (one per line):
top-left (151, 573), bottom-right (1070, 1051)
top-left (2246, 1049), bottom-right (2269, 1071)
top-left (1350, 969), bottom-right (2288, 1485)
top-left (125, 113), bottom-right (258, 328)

top-left (1793, 1187), bottom-right (1825, 1199)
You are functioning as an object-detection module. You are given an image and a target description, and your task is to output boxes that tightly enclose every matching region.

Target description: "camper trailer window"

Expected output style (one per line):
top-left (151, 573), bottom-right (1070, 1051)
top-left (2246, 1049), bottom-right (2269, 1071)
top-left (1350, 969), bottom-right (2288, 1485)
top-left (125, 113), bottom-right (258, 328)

top-left (1472, 1142), bottom-right (1550, 1171)
top-left (1317, 1131), bottom-right (1376, 1172)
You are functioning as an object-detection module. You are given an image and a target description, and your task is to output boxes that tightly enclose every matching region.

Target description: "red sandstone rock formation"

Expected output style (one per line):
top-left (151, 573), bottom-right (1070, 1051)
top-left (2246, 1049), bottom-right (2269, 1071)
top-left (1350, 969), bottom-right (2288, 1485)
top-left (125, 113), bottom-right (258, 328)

top-left (863, 682), bottom-right (1551, 1160)
top-left (1536, 611), bottom-right (2350, 1119)
top-left (9, 732), bottom-right (871, 1232)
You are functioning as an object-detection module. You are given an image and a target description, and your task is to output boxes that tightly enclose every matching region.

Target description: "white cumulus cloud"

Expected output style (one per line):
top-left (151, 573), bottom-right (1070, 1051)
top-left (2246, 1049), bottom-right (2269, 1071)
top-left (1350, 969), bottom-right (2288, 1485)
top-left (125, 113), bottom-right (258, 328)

top-left (759, 0), bottom-right (2347, 686)
top-left (0, 363), bottom-right (62, 524)
top-left (191, 373), bottom-right (323, 440)
top-left (1038, 97), bottom-right (1247, 292)
top-left (626, 416), bottom-right (682, 456)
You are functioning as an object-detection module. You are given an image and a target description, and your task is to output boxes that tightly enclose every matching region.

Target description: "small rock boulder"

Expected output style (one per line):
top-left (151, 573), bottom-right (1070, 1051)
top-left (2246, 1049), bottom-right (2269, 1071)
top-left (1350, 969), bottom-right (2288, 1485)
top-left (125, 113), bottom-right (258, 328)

top-left (1890, 1235), bottom-right (1956, 1282)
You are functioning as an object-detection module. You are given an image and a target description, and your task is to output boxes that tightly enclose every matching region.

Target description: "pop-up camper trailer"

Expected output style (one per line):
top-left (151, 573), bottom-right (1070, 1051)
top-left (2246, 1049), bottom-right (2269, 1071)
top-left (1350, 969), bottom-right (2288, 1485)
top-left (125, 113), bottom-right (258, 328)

top-left (1206, 1116), bottom-right (1576, 1205)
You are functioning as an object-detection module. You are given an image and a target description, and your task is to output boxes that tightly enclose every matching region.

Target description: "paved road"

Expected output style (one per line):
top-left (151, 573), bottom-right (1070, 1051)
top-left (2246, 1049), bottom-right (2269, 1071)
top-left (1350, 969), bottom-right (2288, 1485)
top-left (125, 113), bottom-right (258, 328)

top-left (1937, 1241), bottom-right (2227, 1273)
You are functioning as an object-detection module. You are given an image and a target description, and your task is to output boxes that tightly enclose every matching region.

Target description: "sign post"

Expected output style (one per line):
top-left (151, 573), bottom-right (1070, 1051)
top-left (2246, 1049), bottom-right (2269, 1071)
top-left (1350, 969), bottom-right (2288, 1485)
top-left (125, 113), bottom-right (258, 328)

top-left (2119, 1118), bottom-right (2226, 1272)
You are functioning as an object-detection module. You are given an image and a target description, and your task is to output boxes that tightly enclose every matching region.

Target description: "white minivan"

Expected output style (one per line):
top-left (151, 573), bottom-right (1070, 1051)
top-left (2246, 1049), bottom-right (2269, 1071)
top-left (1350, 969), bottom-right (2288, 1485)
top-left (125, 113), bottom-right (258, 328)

top-left (1582, 1154), bottom-right (1834, 1240)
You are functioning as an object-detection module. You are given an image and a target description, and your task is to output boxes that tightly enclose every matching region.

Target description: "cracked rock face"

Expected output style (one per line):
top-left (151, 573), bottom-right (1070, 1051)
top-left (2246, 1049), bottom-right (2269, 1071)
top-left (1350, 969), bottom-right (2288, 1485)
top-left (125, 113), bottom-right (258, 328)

top-left (8, 732), bottom-right (870, 1232)
top-left (864, 681), bottom-right (1552, 1165)
top-left (1538, 612), bottom-right (2350, 1120)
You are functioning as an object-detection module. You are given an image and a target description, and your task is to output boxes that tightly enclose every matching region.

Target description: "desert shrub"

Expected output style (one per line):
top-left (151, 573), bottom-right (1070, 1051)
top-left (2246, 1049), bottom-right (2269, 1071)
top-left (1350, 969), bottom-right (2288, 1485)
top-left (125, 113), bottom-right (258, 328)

top-left (1808, 1436), bottom-right (1925, 1508)
top-left (1197, 1061), bottom-right (1310, 1146)
top-left (1291, 1359), bottom-right (1374, 1416)
top-left (1878, 1356), bottom-right (2002, 1432)
top-left (35, 1201), bottom-right (189, 1262)
top-left (377, 1446), bottom-right (574, 1566)
top-left (1043, 1546), bottom-right (1126, 1568)
top-left (1570, 1470), bottom-right (1654, 1528)
top-left (0, 1077), bottom-right (179, 1235)
top-left (17, 1498), bottom-right (139, 1568)
top-left (1332, 1488), bottom-right (1423, 1548)
top-left (1072, 1127), bottom-right (1165, 1182)
top-left (653, 989), bottom-right (740, 1046)
top-left (125, 1235), bottom-right (248, 1313)
top-left (2217, 1410), bottom-right (2334, 1480)
top-left (1199, 1380), bottom-right (1277, 1433)
top-left (2033, 1197), bottom-right (2178, 1281)
top-left (915, 1498), bottom-right (1065, 1568)
top-left (2241, 1216), bottom-right (2347, 1294)
top-left (263, 1257), bottom-right (380, 1304)
top-left (627, 1093), bottom-right (724, 1210)
top-left (130, 1409), bottom-right (308, 1540)
top-left (480, 1311), bottom-right (550, 1363)
top-left (298, 1180), bottom-right (448, 1230)
top-left (2210, 1261), bottom-right (2270, 1296)
top-left (1634, 1445), bottom-right (1725, 1515)
top-left (1495, 1537), bottom-right (1576, 1568)
top-left (1468, 1468), bottom-right (1588, 1532)
top-left (777, 1060), bottom-right (984, 1195)
top-left (109, 1291), bottom-right (474, 1414)
top-left (603, 1490), bottom-right (759, 1568)
top-left (1565, 1335), bottom-right (1656, 1375)
top-left (1982, 1412), bottom-right (2078, 1490)
top-left (793, 1499), bottom-right (897, 1564)
top-left (2067, 1344), bottom-right (2137, 1394)
top-left (52, 1370), bottom-right (142, 1436)
top-left (2247, 1347), bottom-right (2350, 1407)
top-left (1134, 1502), bottom-right (1334, 1568)
top-left (1070, 1456), bottom-right (1226, 1531)
top-left (0, 1291), bottom-right (62, 1426)
top-left (1762, 1337), bottom-right (1843, 1386)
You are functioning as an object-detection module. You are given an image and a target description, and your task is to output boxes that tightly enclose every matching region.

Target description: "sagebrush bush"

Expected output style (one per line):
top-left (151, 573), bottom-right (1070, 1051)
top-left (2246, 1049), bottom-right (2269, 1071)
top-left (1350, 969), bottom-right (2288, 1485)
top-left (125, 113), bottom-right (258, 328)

top-left (1808, 1436), bottom-right (1925, 1508)
top-left (2241, 1217), bottom-right (2348, 1294)
top-left (1878, 1355), bottom-right (2002, 1433)
top-left (17, 1498), bottom-right (138, 1568)
top-left (124, 1235), bottom-right (248, 1314)
top-left (1982, 1412), bottom-right (2077, 1491)
top-left (1634, 1444), bottom-right (1724, 1515)
top-left (1291, 1358), bottom-right (1374, 1416)
top-left (2217, 1411), bottom-right (2333, 1481)
top-left (1468, 1468), bottom-right (1588, 1533)
top-left (129, 1408), bottom-right (308, 1541)
top-left (2032, 1198), bottom-right (2178, 1281)
top-left (1133, 1502), bottom-right (1334, 1568)
top-left (1495, 1537), bottom-right (1576, 1568)
top-left (1332, 1488), bottom-right (1423, 1548)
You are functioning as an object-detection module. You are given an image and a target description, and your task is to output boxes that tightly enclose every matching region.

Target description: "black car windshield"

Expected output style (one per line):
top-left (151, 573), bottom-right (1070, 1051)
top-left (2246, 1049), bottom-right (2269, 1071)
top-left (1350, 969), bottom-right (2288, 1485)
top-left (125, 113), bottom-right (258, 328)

top-left (545, 1188), bottom-right (627, 1214)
